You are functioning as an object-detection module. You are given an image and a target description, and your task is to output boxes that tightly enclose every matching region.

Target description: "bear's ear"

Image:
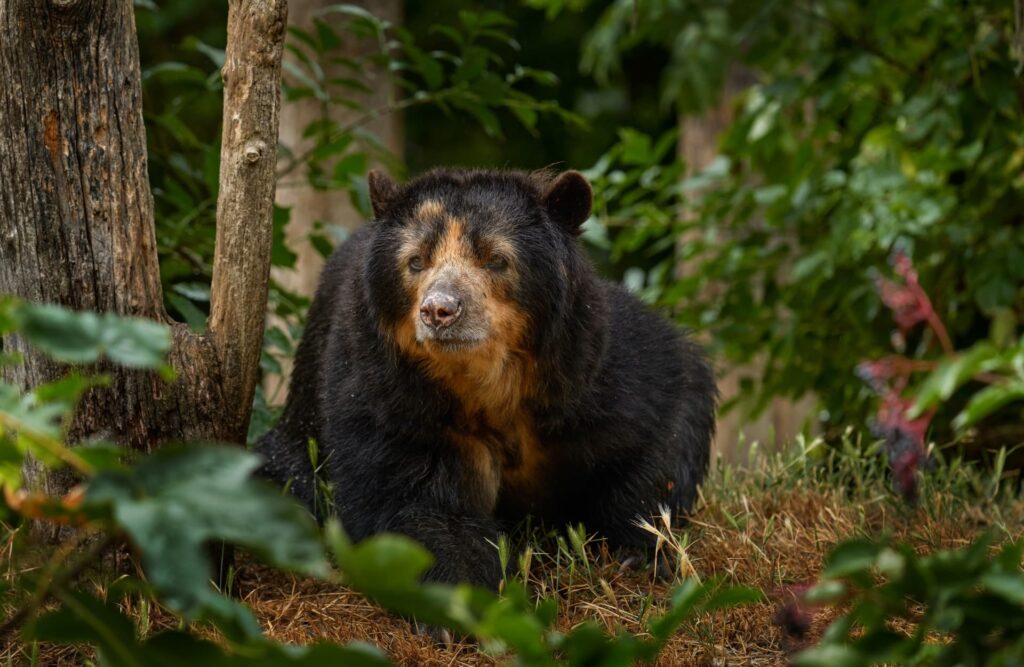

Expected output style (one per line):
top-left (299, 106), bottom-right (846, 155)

top-left (542, 170), bottom-right (592, 234)
top-left (368, 169), bottom-right (400, 219)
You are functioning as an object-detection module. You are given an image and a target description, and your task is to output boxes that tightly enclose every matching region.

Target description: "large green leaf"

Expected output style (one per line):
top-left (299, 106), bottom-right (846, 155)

top-left (326, 522), bottom-right (471, 629)
top-left (85, 445), bottom-right (329, 638)
top-left (953, 384), bottom-right (1024, 429)
top-left (0, 435), bottom-right (22, 489)
top-left (981, 573), bottom-right (1024, 606)
top-left (27, 589), bottom-right (145, 667)
top-left (13, 302), bottom-right (170, 370)
top-left (792, 644), bottom-right (866, 667)
top-left (910, 343), bottom-right (1000, 418)
top-left (823, 538), bottom-right (881, 579)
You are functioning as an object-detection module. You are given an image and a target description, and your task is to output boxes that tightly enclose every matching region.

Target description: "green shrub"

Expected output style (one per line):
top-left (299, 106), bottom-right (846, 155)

top-left (794, 533), bottom-right (1024, 666)
top-left (552, 0), bottom-right (1024, 436)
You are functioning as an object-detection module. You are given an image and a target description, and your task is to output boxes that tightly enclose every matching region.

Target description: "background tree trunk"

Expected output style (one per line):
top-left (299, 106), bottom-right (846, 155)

top-left (267, 0), bottom-right (401, 403)
top-left (0, 0), bottom-right (287, 494)
top-left (678, 67), bottom-right (816, 460)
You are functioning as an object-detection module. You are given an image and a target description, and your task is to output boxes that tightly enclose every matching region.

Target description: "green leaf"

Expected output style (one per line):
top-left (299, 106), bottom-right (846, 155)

top-left (790, 252), bottom-right (831, 281)
top-left (332, 153), bottom-right (368, 182)
top-left (98, 316), bottom-right (169, 369)
top-left (313, 18), bottom-right (342, 52)
top-left (75, 441), bottom-right (128, 473)
top-left (824, 539), bottom-right (880, 579)
top-left (805, 579), bottom-right (846, 604)
top-left (326, 522), bottom-right (480, 630)
top-left (910, 343), bottom-right (999, 417)
top-left (85, 445), bottom-right (328, 638)
top-left (167, 293), bottom-right (208, 333)
top-left (618, 128), bottom-right (653, 166)
top-left (282, 60), bottom-right (328, 102)
top-left (792, 644), bottom-right (865, 667)
top-left (30, 599), bottom-right (395, 666)
top-left (27, 589), bottom-right (144, 667)
top-left (0, 380), bottom-right (69, 440)
top-left (646, 578), bottom-right (706, 641)
top-left (17, 305), bottom-right (106, 364)
top-left (0, 351), bottom-right (23, 368)
top-left (982, 573), bottom-right (1024, 605)
top-left (16, 303), bottom-right (170, 370)
top-left (272, 205), bottom-right (299, 270)
top-left (701, 584), bottom-right (764, 611)
top-left (990, 308), bottom-right (1018, 349)
top-left (953, 384), bottom-right (1024, 430)
top-left (0, 435), bottom-right (24, 490)
top-left (396, 30), bottom-right (443, 90)
top-left (330, 525), bottom-right (434, 588)
top-left (309, 134), bottom-right (354, 162)
top-left (0, 296), bottom-right (19, 334)
top-left (451, 98), bottom-right (501, 138)
top-left (34, 373), bottom-right (109, 405)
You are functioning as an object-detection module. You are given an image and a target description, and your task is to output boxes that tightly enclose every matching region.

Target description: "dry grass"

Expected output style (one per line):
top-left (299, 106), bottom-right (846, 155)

top-left (4, 440), bottom-right (1023, 666)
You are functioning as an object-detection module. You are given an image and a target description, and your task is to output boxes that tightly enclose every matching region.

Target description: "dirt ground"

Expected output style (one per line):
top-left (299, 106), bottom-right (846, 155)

top-left (6, 447), bottom-right (1023, 666)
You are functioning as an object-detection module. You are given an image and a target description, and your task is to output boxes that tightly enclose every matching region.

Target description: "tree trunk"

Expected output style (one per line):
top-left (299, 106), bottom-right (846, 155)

top-left (0, 0), bottom-right (287, 494)
top-left (678, 67), bottom-right (816, 459)
top-left (267, 0), bottom-right (401, 404)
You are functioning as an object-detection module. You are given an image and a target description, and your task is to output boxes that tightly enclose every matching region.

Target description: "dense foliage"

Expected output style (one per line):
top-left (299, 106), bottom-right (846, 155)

top-left (137, 1), bottom-right (1024, 444)
top-left (142, 2), bottom-right (573, 311)
top-left (547, 0), bottom-right (1024, 441)
top-left (797, 534), bottom-right (1024, 666)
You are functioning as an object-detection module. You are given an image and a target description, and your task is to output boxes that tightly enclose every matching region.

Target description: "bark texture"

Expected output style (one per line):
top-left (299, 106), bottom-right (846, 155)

top-left (212, 0), bottom-right (289, 441)
top-left (0, 0), bottom-right (287, 493)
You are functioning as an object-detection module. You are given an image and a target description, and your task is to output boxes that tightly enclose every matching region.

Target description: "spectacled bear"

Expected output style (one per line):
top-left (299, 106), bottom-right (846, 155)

top-left (257, 168), bottom-right (716, 589)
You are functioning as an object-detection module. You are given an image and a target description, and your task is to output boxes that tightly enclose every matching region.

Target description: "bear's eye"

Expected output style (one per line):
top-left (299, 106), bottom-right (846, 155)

top-left (408, 256), bottom-right (425, 272)
top-left (486, 255), bottom-right (509, 272)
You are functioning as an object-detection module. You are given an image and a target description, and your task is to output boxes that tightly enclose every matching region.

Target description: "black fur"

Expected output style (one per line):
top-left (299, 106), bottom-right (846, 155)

top-left (257, 168), bottom-right (717, 589)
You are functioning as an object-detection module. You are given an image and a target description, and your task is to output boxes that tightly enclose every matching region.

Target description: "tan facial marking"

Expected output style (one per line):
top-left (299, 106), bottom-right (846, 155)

top-left (388, 205), bottom-right (543, 510)
top-left (414, 199), bottom-right (447, 220)
top-left (433, 217), bottom-right (468, 269)
top-left (487, 236), bottom-right (517, 266)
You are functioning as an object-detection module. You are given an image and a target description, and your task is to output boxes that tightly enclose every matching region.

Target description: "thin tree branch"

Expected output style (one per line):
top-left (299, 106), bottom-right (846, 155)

top-left (208, 0), bottom-right (289, 443)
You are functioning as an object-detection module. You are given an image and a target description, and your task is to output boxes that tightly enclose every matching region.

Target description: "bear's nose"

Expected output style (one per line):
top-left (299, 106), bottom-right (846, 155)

top-left (420, 292), bottom-right (462, 329)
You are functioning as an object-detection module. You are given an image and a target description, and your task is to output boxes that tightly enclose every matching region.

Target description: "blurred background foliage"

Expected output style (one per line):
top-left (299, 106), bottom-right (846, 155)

top-left (135, 0), bottom-right (1024, 457)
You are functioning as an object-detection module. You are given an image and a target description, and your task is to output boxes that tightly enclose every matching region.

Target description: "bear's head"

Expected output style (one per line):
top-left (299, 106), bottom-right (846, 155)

top-left (364, 168), bottom-right (592, 410)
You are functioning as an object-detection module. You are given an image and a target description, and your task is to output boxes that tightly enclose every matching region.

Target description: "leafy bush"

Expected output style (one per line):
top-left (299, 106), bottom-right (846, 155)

top-left (857, 252), bottom-right (1024, 488)
top-left (546, 0), bottom-right (1024, 437)
top-left (793, 533), bottom-right (1024, 666)
top-left (134, 3), bottom-right (577, 442)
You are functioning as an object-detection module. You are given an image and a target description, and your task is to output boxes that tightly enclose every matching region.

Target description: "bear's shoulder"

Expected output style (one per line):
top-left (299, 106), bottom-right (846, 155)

top-left (598, 280), bottom-right (712, 394)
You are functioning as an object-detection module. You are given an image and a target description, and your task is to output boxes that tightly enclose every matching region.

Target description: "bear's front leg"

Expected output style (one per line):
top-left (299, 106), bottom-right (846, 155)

top-left (382, 507), bottom-right (502, 590)
top-left (325, 430), bottom-right (504, 591)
